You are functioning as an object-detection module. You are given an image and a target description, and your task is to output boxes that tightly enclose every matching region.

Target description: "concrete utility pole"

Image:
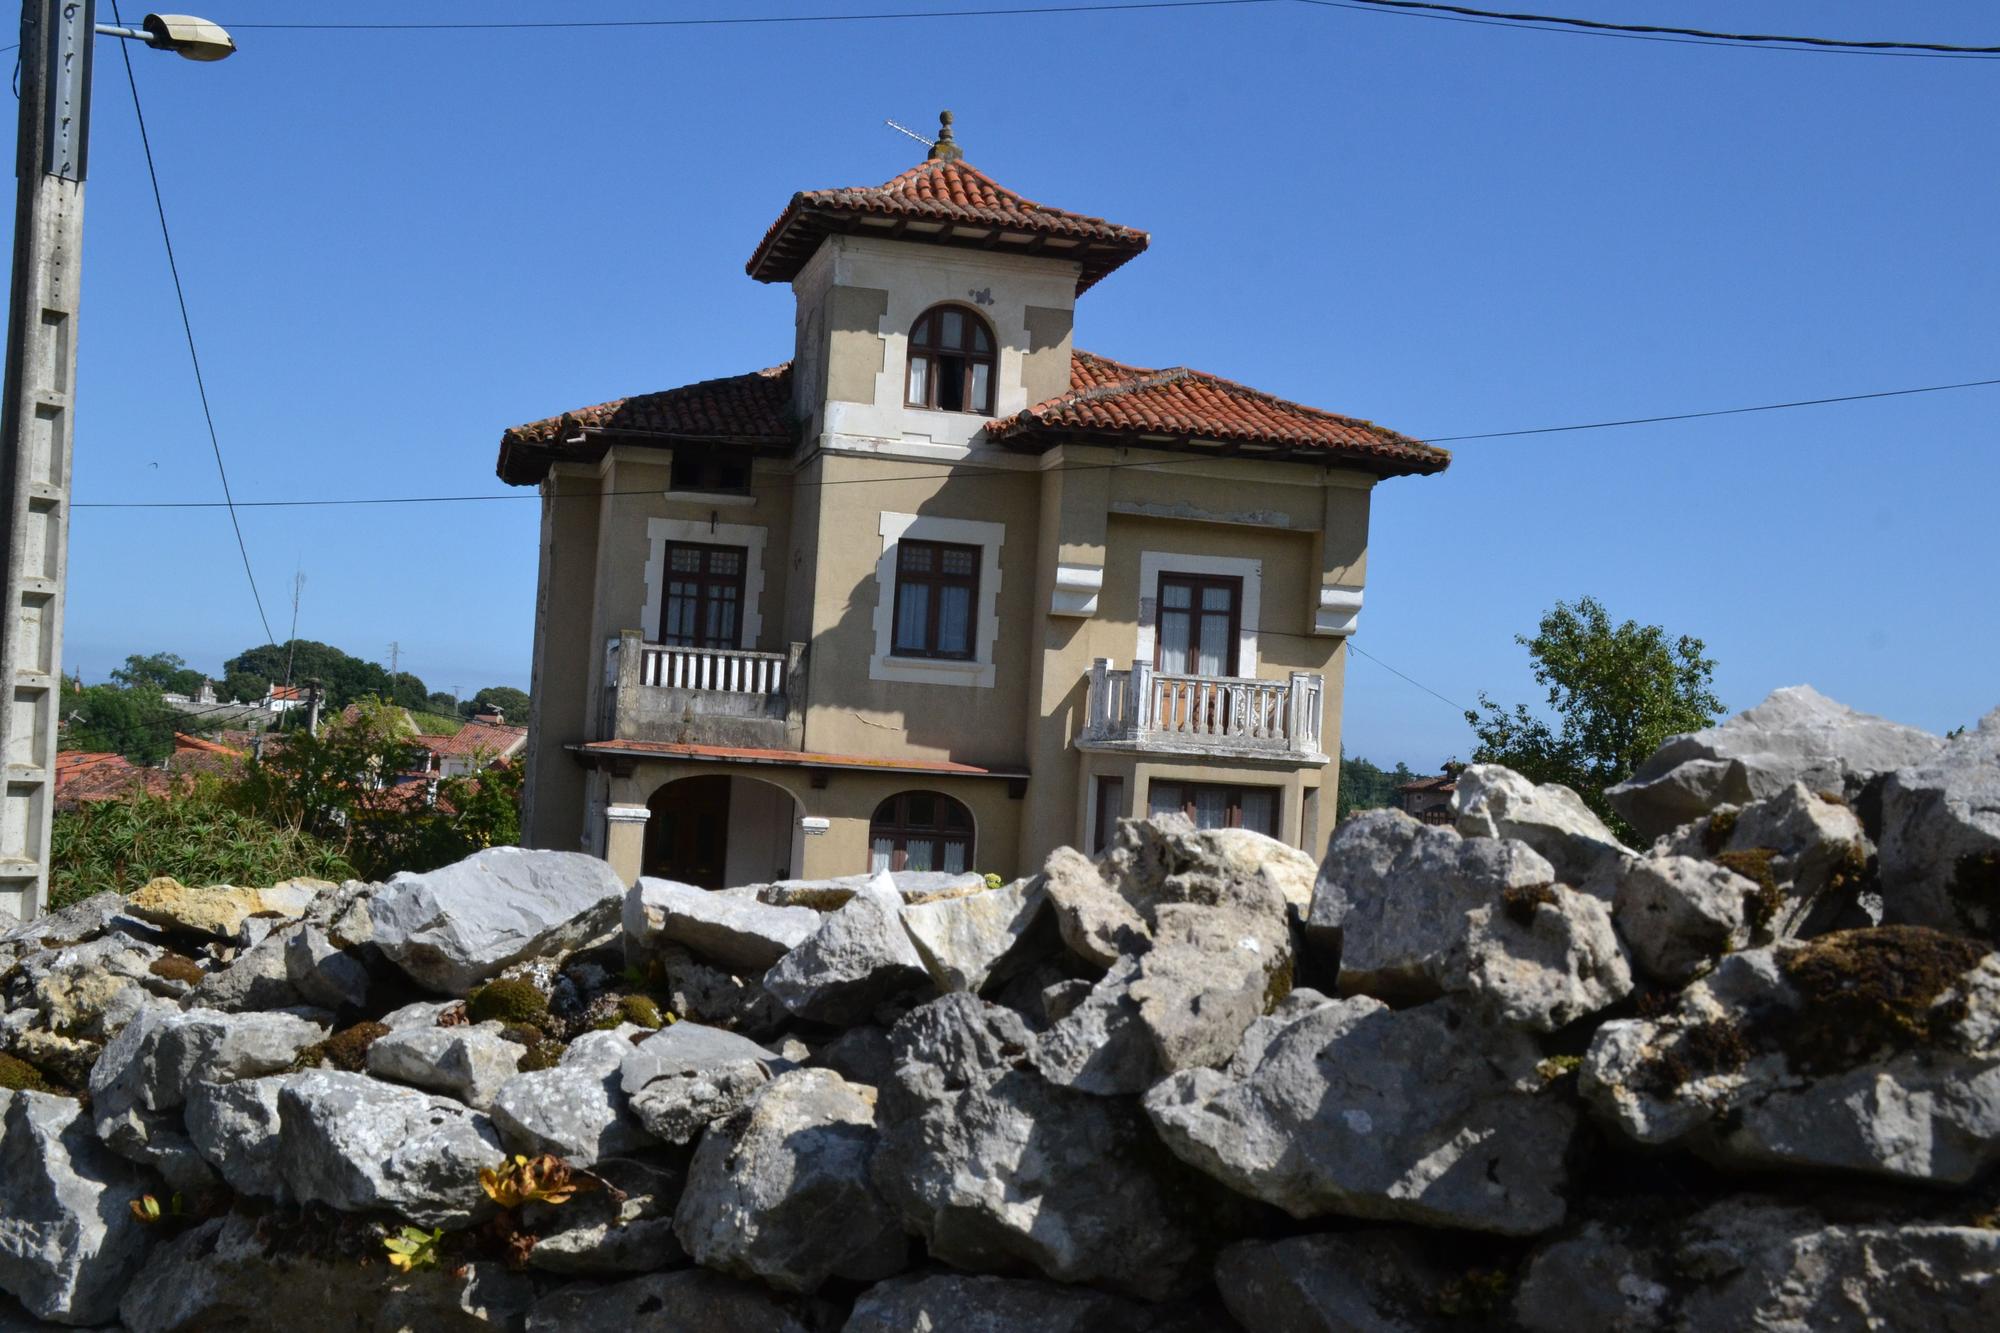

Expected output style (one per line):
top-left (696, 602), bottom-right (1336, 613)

top-left (0, 5), bottom-right (233, 919)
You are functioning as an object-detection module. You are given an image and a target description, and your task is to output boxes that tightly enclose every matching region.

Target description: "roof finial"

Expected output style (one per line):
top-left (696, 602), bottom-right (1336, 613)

top-left (927, 109), bottom-right (962, 162)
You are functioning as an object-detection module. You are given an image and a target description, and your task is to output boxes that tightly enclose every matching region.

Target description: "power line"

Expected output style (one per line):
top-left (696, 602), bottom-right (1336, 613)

top-left (69, 369), bottom-right (2000, 510)
top-left (1296, 0), bottom-right (2000, 59)
top-left (1427, 375), bottom-right (2000, 443)
top-left (1347, 641), bottom-right (1467, 714)
top-left (225, 1), bottom-right (1280, 33)
top-left (108, 1), bottom-right (276, 646)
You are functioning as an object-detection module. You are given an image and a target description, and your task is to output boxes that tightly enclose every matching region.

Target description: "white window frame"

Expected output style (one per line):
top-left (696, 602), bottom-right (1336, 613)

top-left (871, 512), bottom-right (1004, 688)
top-left (1135, 550), bottom-right (1261, 676)
top-left (641, 518), bottom-right (768, 648)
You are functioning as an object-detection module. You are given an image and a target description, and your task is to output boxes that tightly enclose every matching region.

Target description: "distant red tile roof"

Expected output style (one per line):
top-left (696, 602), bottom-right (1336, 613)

top-left (268, 684), bottom-right (304, 702)
top-left (992, 351), bottom-right (1449, 477)
top-left (746, 156), bottom-right (1147, 295)
top-left (570, 739), bottom-right (1027, 779)
top-left (499, 351), bottom-right (1443, 484)
top-left (173, 732), bottom-right (246, 757)
top-left (55, 752), bottom-right (168, 810)
top-left (496, 365), bottom-right (794, 486)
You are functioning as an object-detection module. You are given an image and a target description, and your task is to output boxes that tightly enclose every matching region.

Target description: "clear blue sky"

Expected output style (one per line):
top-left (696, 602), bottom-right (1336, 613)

top-left (36, 1), bottom-right (2000, 769)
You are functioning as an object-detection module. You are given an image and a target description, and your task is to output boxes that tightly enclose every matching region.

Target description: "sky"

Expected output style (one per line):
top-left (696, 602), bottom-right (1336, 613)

top-left (26, 0), bottom-right (2000, 769)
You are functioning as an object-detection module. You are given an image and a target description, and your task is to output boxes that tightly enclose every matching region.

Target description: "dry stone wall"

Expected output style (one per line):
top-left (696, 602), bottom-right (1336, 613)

top-left (0, 692), bottom-right (1997, 1329)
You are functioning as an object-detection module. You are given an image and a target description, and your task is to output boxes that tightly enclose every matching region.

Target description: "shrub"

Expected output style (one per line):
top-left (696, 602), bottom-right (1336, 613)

top-left (49, 779), bottom-right (352, 910)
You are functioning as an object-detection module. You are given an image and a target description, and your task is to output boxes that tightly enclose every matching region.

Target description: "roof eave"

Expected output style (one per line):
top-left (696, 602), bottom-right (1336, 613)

top-left (990, 422), bottom-right (1450, 478)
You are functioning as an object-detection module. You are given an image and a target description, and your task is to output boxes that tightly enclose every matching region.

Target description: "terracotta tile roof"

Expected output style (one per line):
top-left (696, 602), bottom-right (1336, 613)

top-left (570, 739), bottom-right (1028, 780)
top-left (267, 684), bottom-right (304, 702)
top-left (747, 156), bottom-right (1148, 295)
top-left (496, 364), bottom-right (794, 486)
top-left (173, 732), bottom-right (246, 757)
top-left (499, 350), bottom-right (1443, 484)
top-left (992, 350), bottom-right (1450, 477)
top-left (418, 719), bottom-right (527, 762)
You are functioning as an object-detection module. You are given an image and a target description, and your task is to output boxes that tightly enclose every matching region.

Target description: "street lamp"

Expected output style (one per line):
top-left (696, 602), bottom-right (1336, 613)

top-left (0, 3), bottom-right (234, 921)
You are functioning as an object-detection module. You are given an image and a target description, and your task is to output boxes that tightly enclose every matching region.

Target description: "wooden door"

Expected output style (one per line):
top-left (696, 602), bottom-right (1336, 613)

top-left (645, 775), bottom-right (732, 889)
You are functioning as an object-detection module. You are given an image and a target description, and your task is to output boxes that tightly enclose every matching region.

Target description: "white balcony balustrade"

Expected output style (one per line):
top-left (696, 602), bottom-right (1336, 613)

top-left (1079, 658), bottom-right (1325, 760)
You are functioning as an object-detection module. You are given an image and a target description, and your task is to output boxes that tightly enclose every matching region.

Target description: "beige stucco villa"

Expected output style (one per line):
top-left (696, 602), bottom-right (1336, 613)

top-left (495, 114), bottom-right (1448, 888)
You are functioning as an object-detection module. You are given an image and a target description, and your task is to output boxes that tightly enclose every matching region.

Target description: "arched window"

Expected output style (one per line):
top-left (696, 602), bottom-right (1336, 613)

top-left (906, 305), bottom-right (996, 415)
top-left (869, 790), bottom-right (974, 874)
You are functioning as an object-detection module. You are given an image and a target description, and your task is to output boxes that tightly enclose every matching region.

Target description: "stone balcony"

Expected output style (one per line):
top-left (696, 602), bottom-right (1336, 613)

top-left (604, 631), bottom-right (806, 750)
top-left (1076, 658), bottom-right (1327, 763)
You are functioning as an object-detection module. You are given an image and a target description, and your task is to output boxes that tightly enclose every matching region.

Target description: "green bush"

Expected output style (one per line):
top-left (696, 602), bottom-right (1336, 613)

top-left (49, 779), bottom-right (353, 910)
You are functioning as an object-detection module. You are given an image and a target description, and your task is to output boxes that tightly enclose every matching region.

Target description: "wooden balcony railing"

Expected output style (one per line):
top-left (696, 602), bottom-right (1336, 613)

top-left (1079, 658), bottom-right (1325, 759)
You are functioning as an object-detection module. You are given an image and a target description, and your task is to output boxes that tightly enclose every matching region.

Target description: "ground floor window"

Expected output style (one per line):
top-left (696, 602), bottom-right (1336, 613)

top-left (1147, 779), bottom-right (1279, 837)
top-left (870, 790), bottom-right (973, 874)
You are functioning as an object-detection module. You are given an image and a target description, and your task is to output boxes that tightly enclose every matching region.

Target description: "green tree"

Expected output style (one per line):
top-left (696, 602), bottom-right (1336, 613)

top-left (1465, 596), bottom-right (1724, 835)
top-left (111, 652), bottom-right (206, 697)
top-left (460, 686), bottom-right (529, 722)
top-left (425, 691), bottom-right (460, 716)
top-left (219, 669), bottom-right (270, 705)
top-left (61, 678), bottom-right (180, 766)
top-left (223, 640), bottom-right (400, 710)
top-left (388, 672), bottom-right (431, 711)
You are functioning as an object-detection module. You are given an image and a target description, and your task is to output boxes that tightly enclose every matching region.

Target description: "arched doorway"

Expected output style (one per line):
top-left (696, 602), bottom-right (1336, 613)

top-left (644, 774), bottom-right (802, 890)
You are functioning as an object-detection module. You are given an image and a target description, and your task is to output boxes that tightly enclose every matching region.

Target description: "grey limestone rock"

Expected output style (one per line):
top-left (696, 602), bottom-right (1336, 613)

top-left (1314, 811), bottom-right (1630, 1030)
top-left (764, 879), bottom-right (932, 1024)
top-left (278, 1070), bottom-right (505, 1226)
top-left (674, 1067), bottom-right (907, 1293)
top-left (1612, 854), bottom-right (1757, 983)
top-left (184, 1075), bottom-right (292, 1201)
top-left (1513, 1220), bottom-right (1674, 1333)
top-left (898, 875), bottom-right (1052, 994)
top-left (1454, 763), bottom-right (1633, 890)
top-left (284, 923), bottom-right (371, 1011)
top-left (0, 1090), bottom-right (157, 1327)
top-left (88, 1002), bottom-right (324, 1190)
top-left (843, 1272), bottom-right (1168, 1333)
top-left (118, 1212), bottom-right (533, 1333)
top-left (489, 1028), bottom-right (655, 1164)
top-left (1580, 929), bottom-right (2000, 1186)
top-left (525, 1155), bottom-right (687, 1277)
top-left (625, 877), bottom-right (819, 972)
top-left (1033, 957), bottom-right (1155, 1095)
top-left (366, 1021), bottom-right (526, 1111)
top-left (807, 1023), bottom-right (895, 1087)
top-left (522, 1270), bottom-right (811, 1333)
top-left (872, 993), bottom-right (1211, 1294)
top-left (1878, 707), bottom-right (2000, 936)
top-left (1607, 685), bottom-right (1942, 842)
top-left (754, 870), bottom-right (985, 909)
top-left (1144, 994), bottom-right (1576, 1236)
top-left (618, 1021), bottom-right (793, 1145)
top-left (369, 846), bottom-right (625, 994)
top-left (1216, 1231), bottom-right (1470, 1333)
top-left (184, 922), bottom-right (302, 1013)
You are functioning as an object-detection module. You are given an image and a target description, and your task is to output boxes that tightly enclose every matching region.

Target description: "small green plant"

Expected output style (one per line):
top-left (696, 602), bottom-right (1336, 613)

top-left (1536, 1054), bottom-right (1582, 1083)
top-left (381, 1225), bottom-right (444, 1274)
top-left (466, 979), bottom-right (548, 1026)
top-left (128, 1193), bottom-right (185, 1225)
top-left (983, 872), bottom-right (1003, 891)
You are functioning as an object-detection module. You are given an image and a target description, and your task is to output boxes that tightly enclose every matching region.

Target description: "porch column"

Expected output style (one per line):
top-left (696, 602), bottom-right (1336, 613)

top-left (603, 803), bottom-right (652, 886)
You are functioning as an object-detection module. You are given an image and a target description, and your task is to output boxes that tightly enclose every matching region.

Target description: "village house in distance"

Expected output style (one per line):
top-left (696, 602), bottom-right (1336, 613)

top-left (496, 114), bottom-right (1448, 887)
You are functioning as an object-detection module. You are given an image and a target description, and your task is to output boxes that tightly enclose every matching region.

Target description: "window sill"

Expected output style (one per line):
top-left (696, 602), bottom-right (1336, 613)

top-left (883, 655), bottom-right (985, 673)
top-left (663, 490), bottom-right (757, 508)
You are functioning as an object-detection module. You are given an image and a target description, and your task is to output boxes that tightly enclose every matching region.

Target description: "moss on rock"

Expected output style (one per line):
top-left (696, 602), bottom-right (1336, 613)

top-left (1716, 848), bottom-right (1783, 932)
top-left (1500, 882), bottom-right (1558, 928)
top-left (0, 1051), bottom-right (50, 1092)
top-left (298, 1021), bottom-right (391, 1074)
top-left (1773, 926), bottom-right (1989, 1074)
top-left (147, 954), bottom-right (206, 986)
top-left (1636, 1017), bottom-right (1752, 1097)
top-left (465, 978), bottom-right (549, 1026)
